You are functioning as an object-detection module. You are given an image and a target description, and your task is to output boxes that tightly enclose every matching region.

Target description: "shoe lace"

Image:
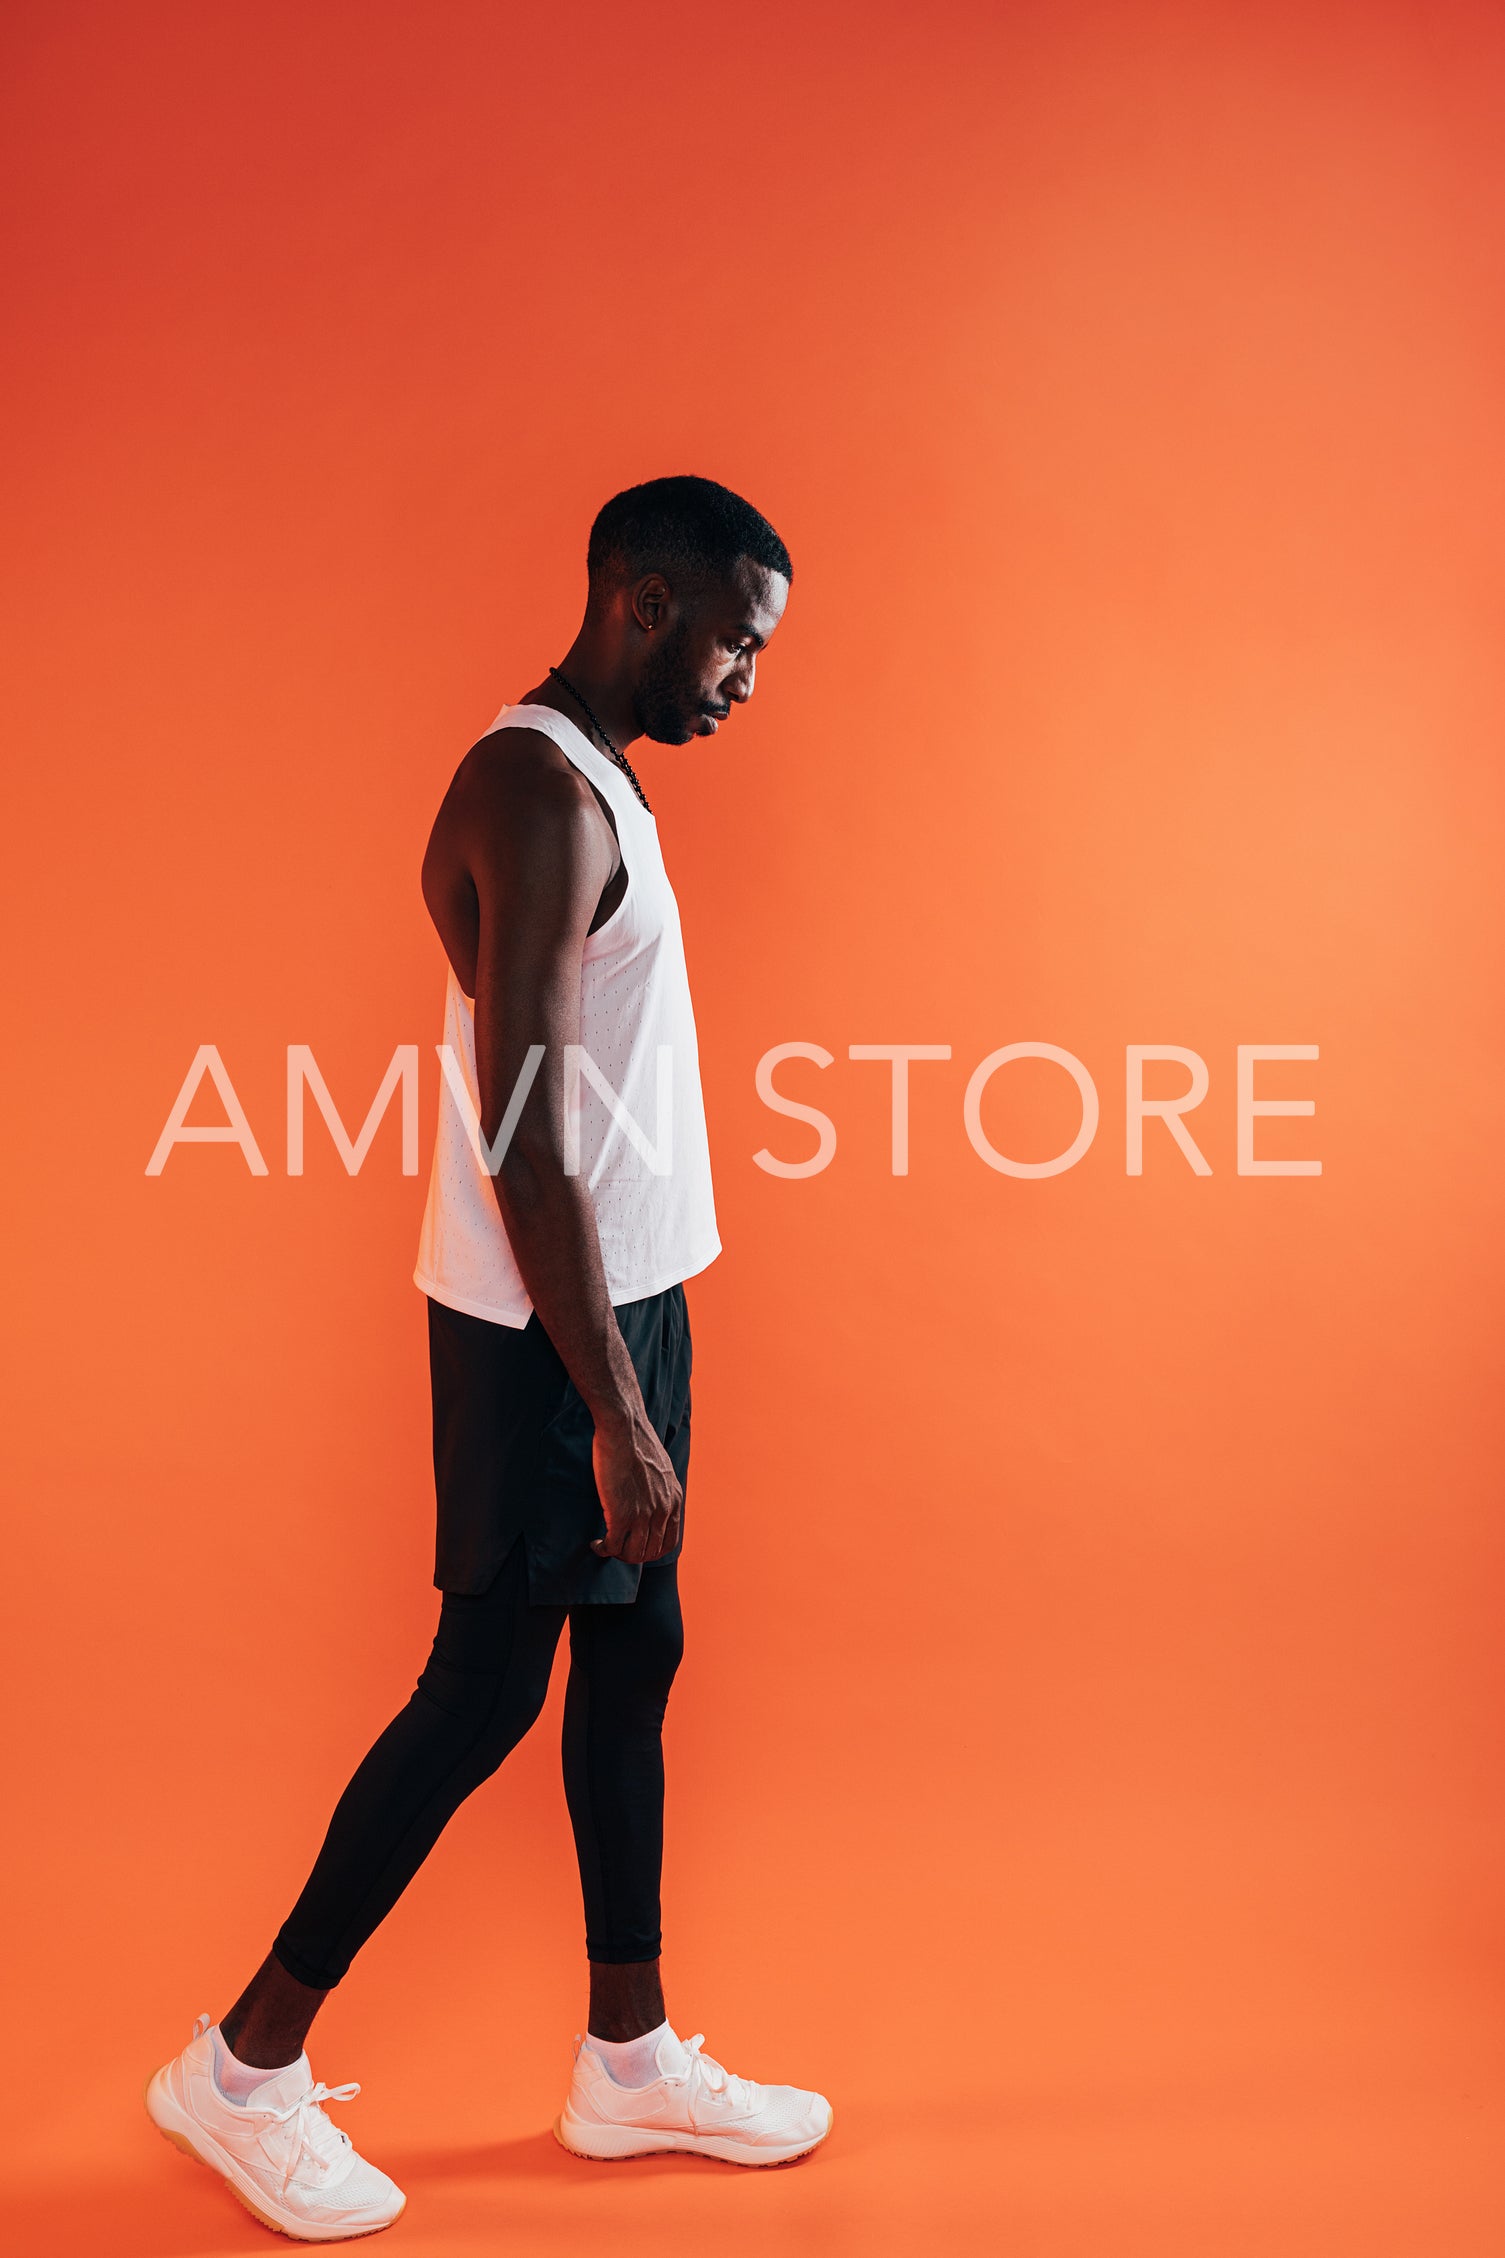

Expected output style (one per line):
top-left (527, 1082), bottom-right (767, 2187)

top-left (187, 2016), bottom-right (360, 2193)
top-left (257, 2080), bottom-right (362, 2192)
top-left (680, 2034), bottom-right (751, 2118)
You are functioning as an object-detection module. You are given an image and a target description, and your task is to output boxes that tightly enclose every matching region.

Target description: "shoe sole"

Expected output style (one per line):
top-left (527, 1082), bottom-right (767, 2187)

top-left (144, 2067), bottom-right (405, 2243)
top-left (553, 2102), bottom-right (833, 2168)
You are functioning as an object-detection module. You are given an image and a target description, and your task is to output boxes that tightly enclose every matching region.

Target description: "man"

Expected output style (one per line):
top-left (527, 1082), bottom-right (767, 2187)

top-left (146, 476), bottom-right (831, 2240)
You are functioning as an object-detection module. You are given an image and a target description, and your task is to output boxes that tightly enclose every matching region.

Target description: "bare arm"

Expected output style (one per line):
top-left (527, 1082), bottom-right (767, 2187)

top-left (428, 734), bottom-right (680, 1565)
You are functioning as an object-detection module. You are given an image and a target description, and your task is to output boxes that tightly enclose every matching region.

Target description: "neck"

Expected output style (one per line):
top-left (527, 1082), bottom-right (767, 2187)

top-left (525, 631), bottom-right (642, 753)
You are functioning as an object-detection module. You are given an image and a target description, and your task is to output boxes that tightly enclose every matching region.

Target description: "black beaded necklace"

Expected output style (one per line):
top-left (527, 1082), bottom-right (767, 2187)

top-left (547, 666), bottom-right (653, 814)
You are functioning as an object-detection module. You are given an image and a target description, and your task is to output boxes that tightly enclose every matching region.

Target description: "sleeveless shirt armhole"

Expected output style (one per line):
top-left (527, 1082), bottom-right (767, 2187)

top-left (585, 853), bottom-right (633, 951)
top-left (573, 771), bottom-right (632, 950)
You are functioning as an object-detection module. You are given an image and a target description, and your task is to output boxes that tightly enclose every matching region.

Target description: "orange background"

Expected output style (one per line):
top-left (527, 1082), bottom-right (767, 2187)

top-left (3, 3), bottom-right (1504, 2252)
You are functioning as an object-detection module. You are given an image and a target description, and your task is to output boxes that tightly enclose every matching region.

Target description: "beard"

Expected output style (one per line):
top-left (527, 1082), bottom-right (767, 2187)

top-left (632, 616), bottom-right (708, 745)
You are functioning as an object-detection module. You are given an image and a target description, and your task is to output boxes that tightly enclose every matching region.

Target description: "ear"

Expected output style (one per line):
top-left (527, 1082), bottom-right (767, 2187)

top-left (630, 573), bottom-right (671, 634)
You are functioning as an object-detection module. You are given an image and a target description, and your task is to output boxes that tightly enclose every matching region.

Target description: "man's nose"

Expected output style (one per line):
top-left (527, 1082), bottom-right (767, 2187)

top-left (727, 655), bottom-right (756, 702)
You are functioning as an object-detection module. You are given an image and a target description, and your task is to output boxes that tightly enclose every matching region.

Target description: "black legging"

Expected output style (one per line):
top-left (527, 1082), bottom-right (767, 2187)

top-left (271, 1541), bottom-right (684, 1990)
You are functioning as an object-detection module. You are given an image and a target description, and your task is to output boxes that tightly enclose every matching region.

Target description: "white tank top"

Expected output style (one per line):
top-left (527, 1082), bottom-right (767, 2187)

top-left (414, 702), bottom-right (721, 1327)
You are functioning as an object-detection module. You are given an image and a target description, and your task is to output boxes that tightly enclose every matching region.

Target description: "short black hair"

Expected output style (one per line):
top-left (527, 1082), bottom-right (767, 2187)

top-left (587, 474), bottom-right (792, 593)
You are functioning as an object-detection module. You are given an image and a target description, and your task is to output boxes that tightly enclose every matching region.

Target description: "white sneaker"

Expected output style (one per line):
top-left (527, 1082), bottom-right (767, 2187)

top-left (555, 2027), bottom-right (833, 2166)
top-left (145, 2012), bottom-right (406, 2241)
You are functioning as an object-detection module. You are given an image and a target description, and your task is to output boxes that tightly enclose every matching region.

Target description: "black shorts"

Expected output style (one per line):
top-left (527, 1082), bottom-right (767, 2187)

top-left (426, 1283), bottom-right (691, 1605)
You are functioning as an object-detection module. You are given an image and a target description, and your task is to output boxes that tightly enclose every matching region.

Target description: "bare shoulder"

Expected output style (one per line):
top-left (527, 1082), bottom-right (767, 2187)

top-left (453, 725), bottom-right (595, 819)
top-left (437, 728), bottom-right (600, 847)
top-left (422, 725), bottom-right (613, 929)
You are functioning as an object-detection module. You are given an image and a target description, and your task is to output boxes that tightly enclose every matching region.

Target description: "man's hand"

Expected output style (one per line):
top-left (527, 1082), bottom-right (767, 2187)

top-left (590, 1411), bottom-right (683, 1563)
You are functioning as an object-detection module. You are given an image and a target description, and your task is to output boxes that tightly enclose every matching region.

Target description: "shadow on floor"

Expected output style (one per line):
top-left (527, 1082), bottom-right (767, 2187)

top-left (9, 2122), bottom-right (840, 2257)
top-left (382, 2124), bottom-right (841, 2183)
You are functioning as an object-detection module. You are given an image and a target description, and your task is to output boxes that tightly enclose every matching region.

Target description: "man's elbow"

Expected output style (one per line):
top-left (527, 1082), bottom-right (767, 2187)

top-left (493, 1125), bottom-right (568, 1214)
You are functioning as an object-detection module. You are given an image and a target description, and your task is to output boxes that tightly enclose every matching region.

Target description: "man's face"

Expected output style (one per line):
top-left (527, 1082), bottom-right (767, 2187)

top-left (632, 555), bottom-right (790, 746)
